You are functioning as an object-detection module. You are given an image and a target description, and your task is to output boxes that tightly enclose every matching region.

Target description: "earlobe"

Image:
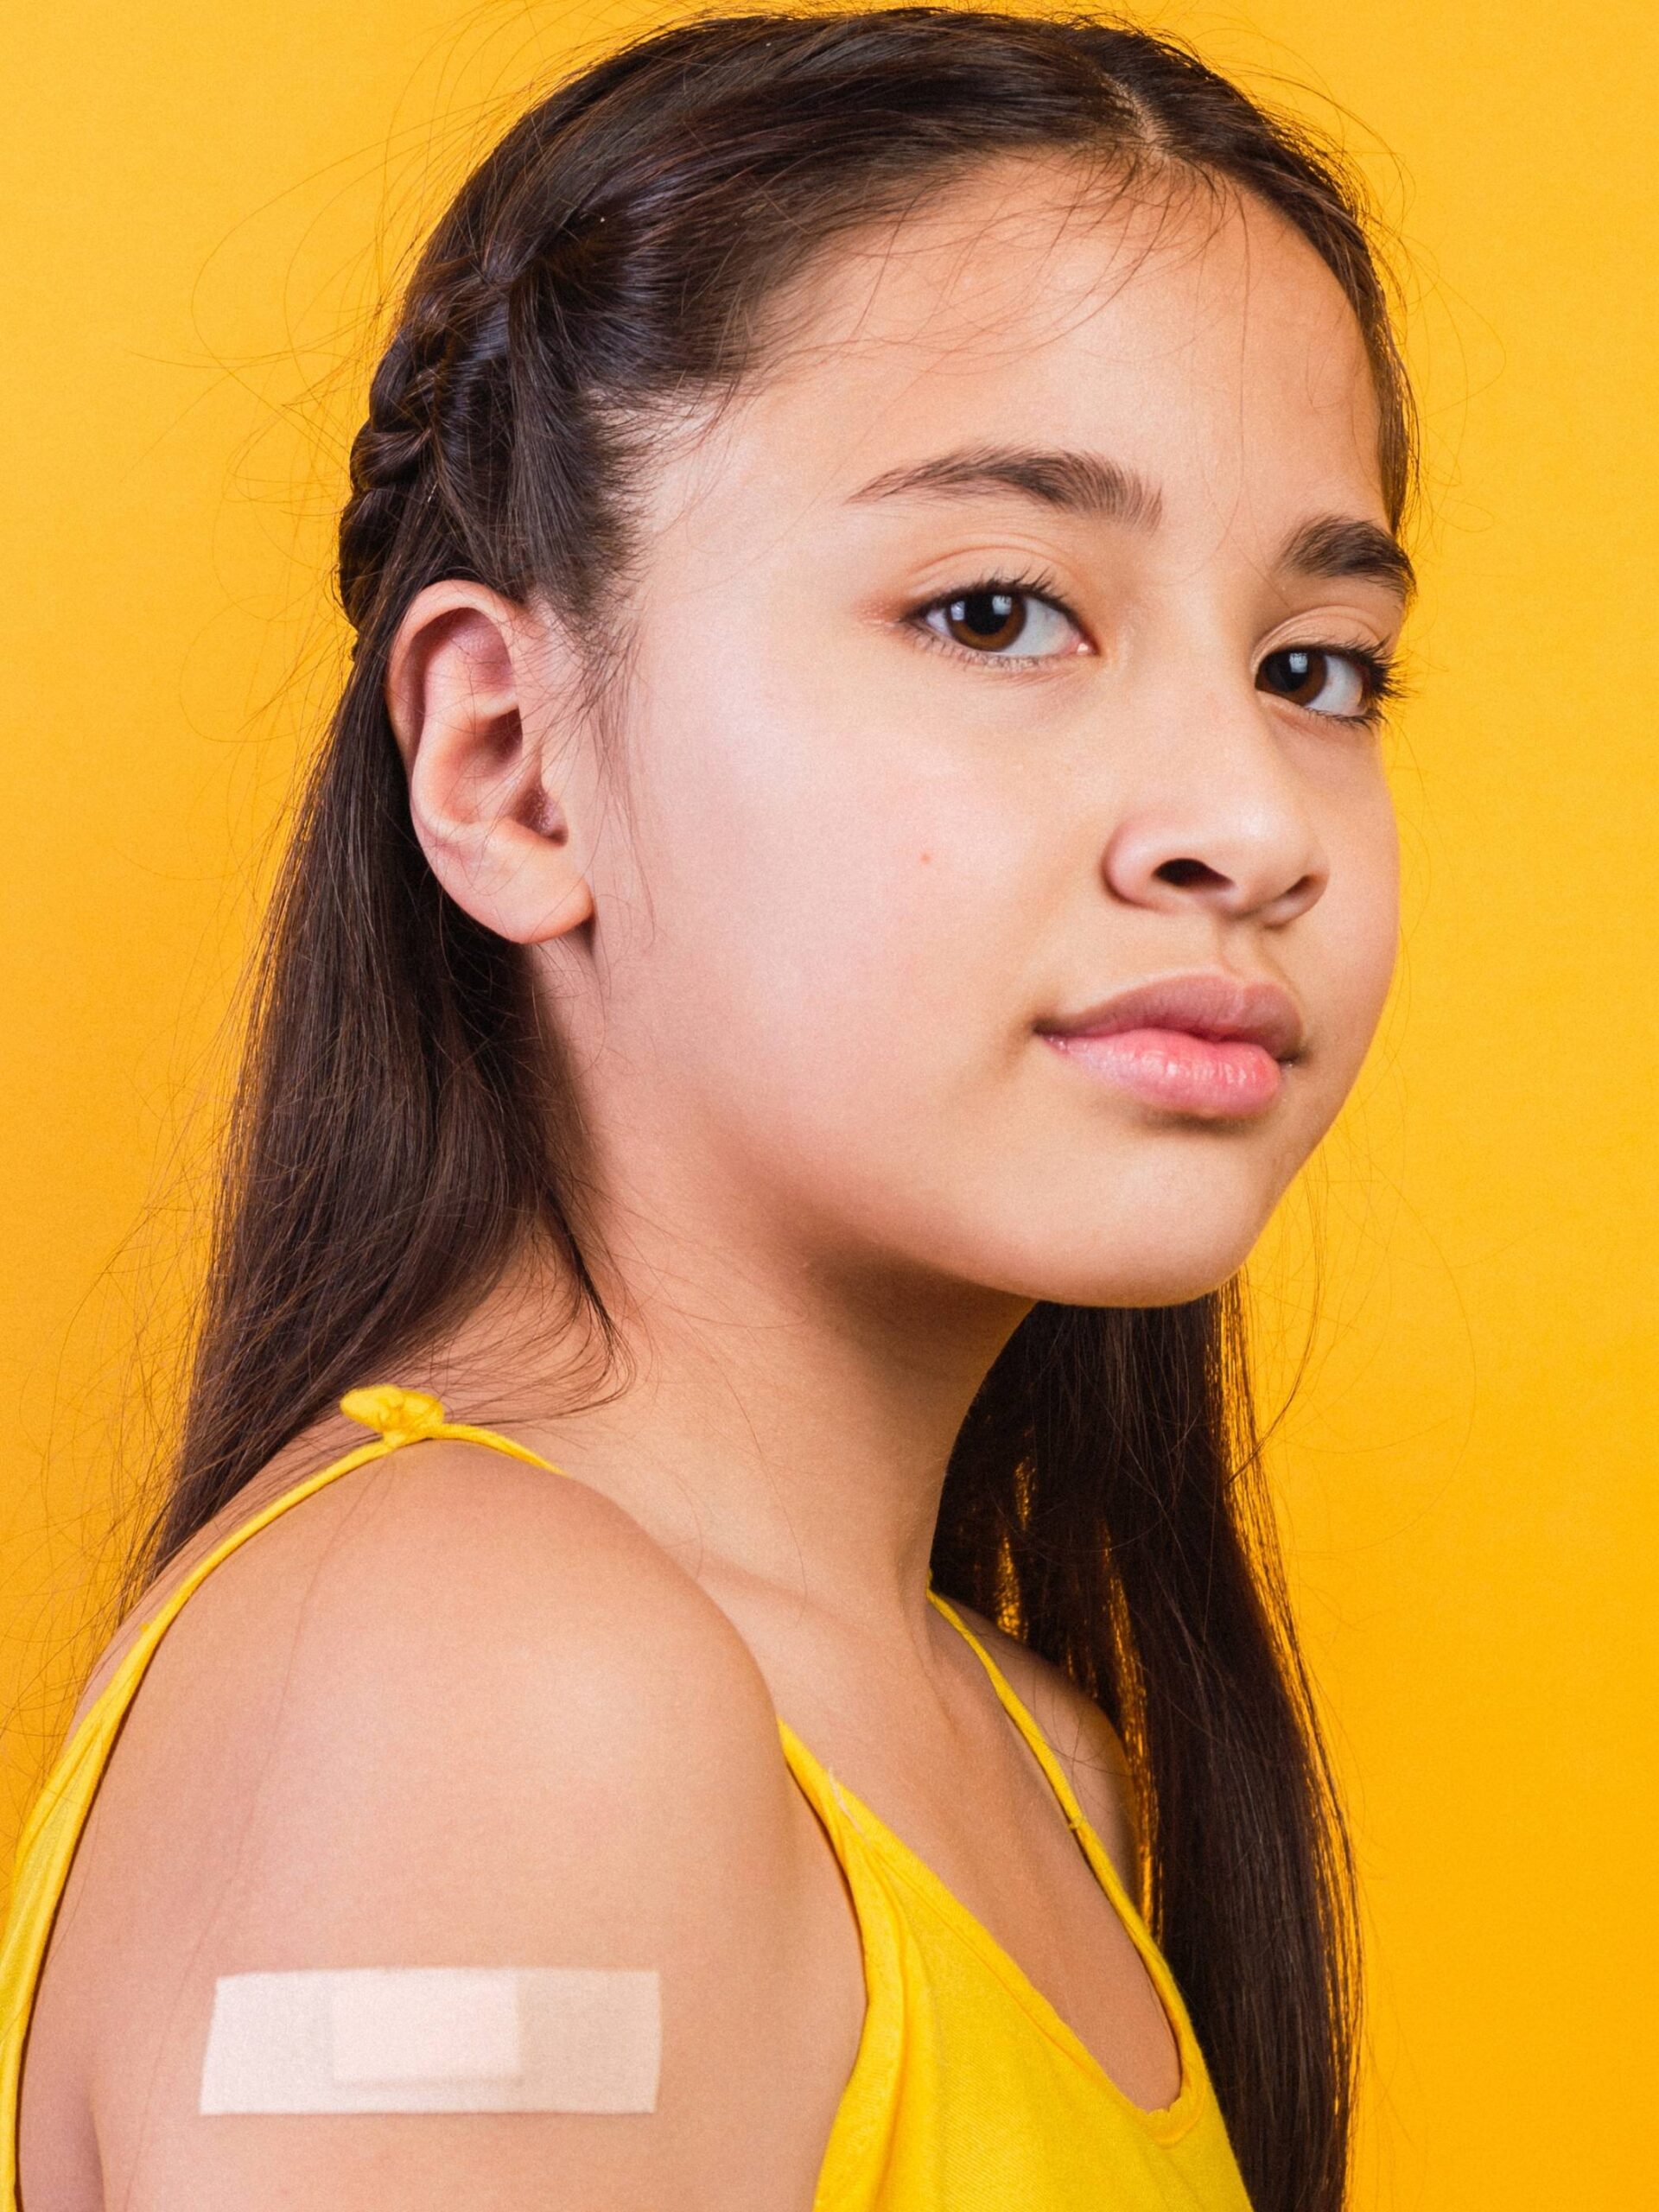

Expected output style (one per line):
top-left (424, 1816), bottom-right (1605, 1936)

top-left (454, 781), bottom-right (596, 947)
top-left (384, 581), bottom-right (595, 945)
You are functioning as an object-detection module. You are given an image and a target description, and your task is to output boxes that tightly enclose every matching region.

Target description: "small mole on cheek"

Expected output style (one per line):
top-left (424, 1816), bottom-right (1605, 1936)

top-left (918, 849), bottom-right (932, 865)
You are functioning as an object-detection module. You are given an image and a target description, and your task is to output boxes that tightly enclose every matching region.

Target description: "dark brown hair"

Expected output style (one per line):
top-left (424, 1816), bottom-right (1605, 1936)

top-left (128, 11), bottom-right (1416, 2207)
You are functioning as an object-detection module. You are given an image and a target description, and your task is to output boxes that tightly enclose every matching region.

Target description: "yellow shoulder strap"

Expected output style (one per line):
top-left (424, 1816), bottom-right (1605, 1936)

top-left (335, 1383), bottom-right (565, 1471)
top-left (925, 1588), bottom-right (1099, 1847)
top-left (95, 1386), bottom-right (566, 1719)
top-left (10, 1383), bottom-right (566, 1879)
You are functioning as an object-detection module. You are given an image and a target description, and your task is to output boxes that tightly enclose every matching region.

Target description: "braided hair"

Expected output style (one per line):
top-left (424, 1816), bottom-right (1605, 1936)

top-left (340, 258), bottom-right (526, 636)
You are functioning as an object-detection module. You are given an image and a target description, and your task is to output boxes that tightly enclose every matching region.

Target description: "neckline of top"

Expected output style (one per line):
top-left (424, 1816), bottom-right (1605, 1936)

top-left (777, 1708), bottom-right (1205, 2143)
top-left (787, 1589), bottom-right (1205, 2141)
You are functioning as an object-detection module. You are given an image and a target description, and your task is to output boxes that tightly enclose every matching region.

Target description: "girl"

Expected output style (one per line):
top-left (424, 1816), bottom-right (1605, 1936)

top-left (1, 10), bottom-right (1415, 2209)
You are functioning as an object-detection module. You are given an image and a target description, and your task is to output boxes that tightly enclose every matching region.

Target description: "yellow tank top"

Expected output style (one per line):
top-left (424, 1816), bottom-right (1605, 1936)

top-left (0, 1383), bottom-right (1252, 2210)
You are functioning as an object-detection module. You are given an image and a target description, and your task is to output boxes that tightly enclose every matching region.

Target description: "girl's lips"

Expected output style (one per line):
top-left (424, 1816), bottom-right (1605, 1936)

top-left (1040, 1024), bottom-right (1286, 1118)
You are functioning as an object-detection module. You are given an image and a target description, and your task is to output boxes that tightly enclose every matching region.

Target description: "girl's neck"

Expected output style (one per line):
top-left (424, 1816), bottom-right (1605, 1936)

top-left (419, 1238), bottom-right (1032, 1640)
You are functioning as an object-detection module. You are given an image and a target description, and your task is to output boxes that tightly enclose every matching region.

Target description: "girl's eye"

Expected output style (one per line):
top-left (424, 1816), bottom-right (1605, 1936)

top-left (917, 581), bottom-right (1084, 664)
top-left (1256, 644), bottom-right (1393, 722)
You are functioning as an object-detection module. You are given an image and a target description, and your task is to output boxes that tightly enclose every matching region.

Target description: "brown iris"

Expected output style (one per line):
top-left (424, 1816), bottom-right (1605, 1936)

top-left (1256, 645), bottom-right (1370, 715)
top-left (940, 588), bottom-right (1028, 652)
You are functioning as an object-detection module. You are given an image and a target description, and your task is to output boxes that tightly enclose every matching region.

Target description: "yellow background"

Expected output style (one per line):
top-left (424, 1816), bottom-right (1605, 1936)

top-left (3, 3), bottom-right (1653, 2202)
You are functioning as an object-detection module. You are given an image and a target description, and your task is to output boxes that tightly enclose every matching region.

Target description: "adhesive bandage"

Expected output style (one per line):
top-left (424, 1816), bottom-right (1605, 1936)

top-left (199, 1967), bottom-right (661, 2114)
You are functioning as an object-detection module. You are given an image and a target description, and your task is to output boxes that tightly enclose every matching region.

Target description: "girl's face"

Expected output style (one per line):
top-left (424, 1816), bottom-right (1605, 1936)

top-left (542, 161), bottom-right (1405, 1307)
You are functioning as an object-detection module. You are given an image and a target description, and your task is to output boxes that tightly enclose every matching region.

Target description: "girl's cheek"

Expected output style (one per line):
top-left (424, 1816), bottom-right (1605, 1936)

top-left (1313, 816), bottom-right (1402, 1077)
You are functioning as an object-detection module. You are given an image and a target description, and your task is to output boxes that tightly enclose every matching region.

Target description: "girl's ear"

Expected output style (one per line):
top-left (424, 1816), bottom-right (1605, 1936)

top-left (384, 580), bottom-right (596, 944)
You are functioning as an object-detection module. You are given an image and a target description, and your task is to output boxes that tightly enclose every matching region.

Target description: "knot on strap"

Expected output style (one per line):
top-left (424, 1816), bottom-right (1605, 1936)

top-left (339, 1383), bottom-right (448, 1446)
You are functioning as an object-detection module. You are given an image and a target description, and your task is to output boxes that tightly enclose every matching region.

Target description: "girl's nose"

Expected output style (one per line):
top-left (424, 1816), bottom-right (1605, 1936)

top-left (1098, 698), bottom-right (1331, 928)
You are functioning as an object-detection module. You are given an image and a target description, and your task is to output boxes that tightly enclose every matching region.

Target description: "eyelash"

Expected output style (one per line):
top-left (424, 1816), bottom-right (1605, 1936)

top-left (908, 566), bottom-right (1073, 677)
top-left (907, 569), bottom-right (1404, 728)
top-left (1260, 640), bottom-right (1404, 728)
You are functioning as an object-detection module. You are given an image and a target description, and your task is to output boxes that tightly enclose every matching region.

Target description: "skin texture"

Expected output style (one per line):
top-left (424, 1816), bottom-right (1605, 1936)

top-left (22, 158), bottom-right (1404, 2210)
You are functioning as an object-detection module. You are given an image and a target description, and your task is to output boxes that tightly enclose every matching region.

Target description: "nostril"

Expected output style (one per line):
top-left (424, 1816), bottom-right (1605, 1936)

top-left (1155, 857), bottom-right (1229, 889)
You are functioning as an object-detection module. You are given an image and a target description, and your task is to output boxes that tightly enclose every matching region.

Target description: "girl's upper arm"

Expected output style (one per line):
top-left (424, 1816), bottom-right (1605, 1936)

top-left (71, 1445), bottom-right (845, 2212)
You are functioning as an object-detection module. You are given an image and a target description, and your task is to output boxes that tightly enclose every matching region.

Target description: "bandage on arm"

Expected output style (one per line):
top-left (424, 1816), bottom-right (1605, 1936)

top-left (200, 1967), bottom-right (661, 2114)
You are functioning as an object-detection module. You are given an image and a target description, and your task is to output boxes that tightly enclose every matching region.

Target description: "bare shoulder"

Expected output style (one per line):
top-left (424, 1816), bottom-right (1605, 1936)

top-left (37, 1438), bottom-right (853, 2212)
top-left (944, 1595), bottom-right (1143, 1895)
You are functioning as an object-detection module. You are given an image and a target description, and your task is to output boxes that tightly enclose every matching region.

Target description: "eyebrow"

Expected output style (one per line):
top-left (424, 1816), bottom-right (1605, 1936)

top-left (846, 444), bottom-right (1164, 530)
top-left (845, 442), bottom-right (1415, 606)
top-left (1278, 514), bottom-right (1417, 607)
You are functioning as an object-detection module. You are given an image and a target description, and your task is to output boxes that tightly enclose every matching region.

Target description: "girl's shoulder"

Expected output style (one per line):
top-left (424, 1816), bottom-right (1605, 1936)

top-left (69, 1414), bottom-right (750, 1732)
top-left (73, 1423), bottom-right (802, 1876)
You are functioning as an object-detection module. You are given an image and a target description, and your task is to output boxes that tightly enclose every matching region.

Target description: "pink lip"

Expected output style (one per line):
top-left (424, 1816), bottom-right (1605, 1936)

top-left (1037, 970), bottom-right (1305, 1122)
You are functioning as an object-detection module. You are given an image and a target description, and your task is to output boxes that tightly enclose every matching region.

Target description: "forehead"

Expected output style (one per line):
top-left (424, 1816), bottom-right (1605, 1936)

top-left (657, 155), bottom-right (1388, 545)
